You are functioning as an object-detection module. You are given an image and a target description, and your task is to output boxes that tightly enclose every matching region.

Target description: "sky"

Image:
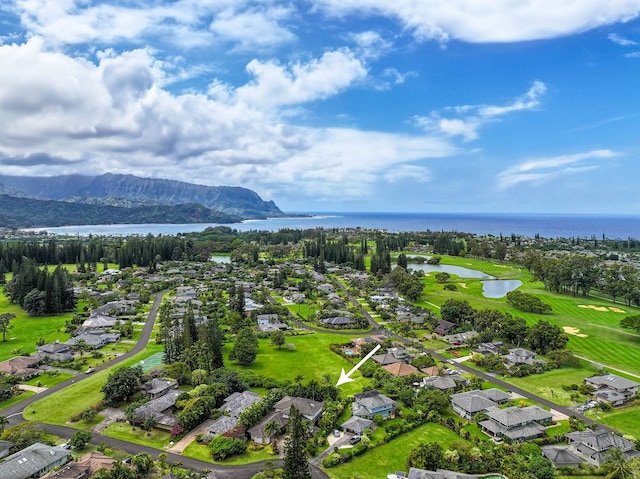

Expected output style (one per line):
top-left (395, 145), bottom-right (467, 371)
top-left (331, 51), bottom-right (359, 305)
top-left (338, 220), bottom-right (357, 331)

top-left (0, 1), bottom-right (639, 214)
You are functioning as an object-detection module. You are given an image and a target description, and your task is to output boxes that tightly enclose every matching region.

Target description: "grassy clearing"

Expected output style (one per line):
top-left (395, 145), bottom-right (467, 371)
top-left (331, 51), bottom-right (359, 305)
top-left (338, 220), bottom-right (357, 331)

top-left (23, 343), bottom-right (164, 426)
top-left (183, 441), bottom-right (277, 465)
top-left (0, 288), bottom-right (80, 361)
top-left (224, 333), bottom-right (366, 396)
top-left (587, 405), bottom-right (640, 438)
top-left (101, 422), bottom-right (171, 449)
top-left (325, 422), bottom-right (467, 479)
top-left (24, 372), bottom-right (75, 388)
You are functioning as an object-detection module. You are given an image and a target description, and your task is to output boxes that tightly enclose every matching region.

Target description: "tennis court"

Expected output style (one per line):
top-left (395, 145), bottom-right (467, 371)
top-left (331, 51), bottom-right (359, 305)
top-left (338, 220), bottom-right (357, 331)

top-left (137, 352), bottom-right (164, 371)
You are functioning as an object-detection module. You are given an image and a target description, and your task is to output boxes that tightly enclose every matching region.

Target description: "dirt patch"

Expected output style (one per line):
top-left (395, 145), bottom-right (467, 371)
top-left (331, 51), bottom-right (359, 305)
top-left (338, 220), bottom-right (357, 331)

top-left (92, 408), bottom-right (126, 433)
top-left (578, 304), bottom-right (609, 312)
top-left (609, 307), bottom-right (626, 313)
top-left (458, 283), bottom-right (468, 289)
top-left (563, 326), bottom-right (588, 338)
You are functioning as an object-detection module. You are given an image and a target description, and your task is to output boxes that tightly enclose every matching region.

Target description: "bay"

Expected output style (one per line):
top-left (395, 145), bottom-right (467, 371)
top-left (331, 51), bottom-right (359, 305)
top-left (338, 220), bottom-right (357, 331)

top-left (24, 211), bottom-right (640, 239)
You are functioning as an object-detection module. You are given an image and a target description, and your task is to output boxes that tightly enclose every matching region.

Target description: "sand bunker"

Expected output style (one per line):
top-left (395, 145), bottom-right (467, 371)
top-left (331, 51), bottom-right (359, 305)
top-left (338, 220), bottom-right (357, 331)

top-left (609, 307), bottom-right (626, 313)
top-left (578, 304), bottom-right (609, 312)
top-left (563, 326), bottom-right (588, 338)
top-left (459, 283), bottom-right (468, 289)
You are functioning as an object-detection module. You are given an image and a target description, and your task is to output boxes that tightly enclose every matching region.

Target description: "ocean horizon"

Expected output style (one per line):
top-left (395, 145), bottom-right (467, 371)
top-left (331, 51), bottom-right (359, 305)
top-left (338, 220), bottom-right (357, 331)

top-left (23, 211), bottom-right (640, 240)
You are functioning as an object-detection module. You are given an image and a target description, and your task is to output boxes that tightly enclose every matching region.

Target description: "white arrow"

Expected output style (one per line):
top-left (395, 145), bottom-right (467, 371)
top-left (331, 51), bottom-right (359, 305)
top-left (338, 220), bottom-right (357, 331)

top-left (336, 344), bottom-right (381, 386)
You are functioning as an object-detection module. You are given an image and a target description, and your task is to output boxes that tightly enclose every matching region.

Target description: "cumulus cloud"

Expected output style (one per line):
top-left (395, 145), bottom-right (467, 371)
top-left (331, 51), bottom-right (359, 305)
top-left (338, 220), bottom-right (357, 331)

top-left (384, 165), bottom-right (431, 183)
top-left (312, 0), bottom-right (640, 43)
top-left (0, 39), bottom-right (453, 203)
top-left (497, 149), bottom-right (618, 189)
top-left (415, 81), bottom-right (546, 141)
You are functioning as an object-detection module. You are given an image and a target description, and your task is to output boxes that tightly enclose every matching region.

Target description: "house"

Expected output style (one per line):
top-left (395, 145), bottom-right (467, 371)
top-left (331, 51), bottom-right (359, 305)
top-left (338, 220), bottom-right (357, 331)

top-left (132, 389), bottom-right (182, 430)
top-left (341, 416), bottom-right (374, 435)
top-left (66, 331), bottom-right (120, 349)
top-left (503, 348), bottom-right (543, 367)
top-left (541, 446), bottom-right (584, 468)
top-left (584, 374), bottom-right (639, 406)
top-left (419, 375), bottom-right (462, 392)
top-left (479, 405), bottom-right (552, 442)
top-left (382, 362), bottom-right (420, 377)
top-left (221, 391), bottom-right (262, 419)
top-left (450, 389), bottom-right (511, 420)
top-left (0, 356), bottom-right (41, 379)
top-left (0, 443), bottom-right (70, 479)
top-left (353, 390), bottom-right (396, 419)
top-left (248, 396), bottom-right (324, 444)
top-left (321, 316), bottom-right (355, 327)
top-left (40, 452), bottom-right (115, 479)
top-left (81, 313), bottom-right (117, 330)
top-left (444, 331), bottom-right (478, 345)
top-left (141, 378), bottom-right (179, 400)
top-left (566, 429), bottom-right (640, 467)
top-left (36, 342), bottom-right (74, 362)
top-left (404, 468), bottom-right (506, 479)
top-left (434, 320), bottom-right (456, 336)
top-left (473, 342), bottom-right (503, 356)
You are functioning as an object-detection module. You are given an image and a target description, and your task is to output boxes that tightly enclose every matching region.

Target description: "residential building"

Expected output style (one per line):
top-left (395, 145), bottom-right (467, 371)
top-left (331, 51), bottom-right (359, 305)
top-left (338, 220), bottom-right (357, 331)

top-left (248, 396), bottom-right (324, 444)
top-left (382, 362), bottom-right (420, 377)
top-left (584, 374), bottom-right (639, 406)
top-left (450, 389), bottom-right (511, 420)
top-left (36, 342), bottom-right (74, 362)
top-left (0, 443), bottom-right (70, 479)
top-left (141, 378), bottom-right (179, 400)
top-left (566, 429), bottom-right (640, 466)
top-left (341, 416), bottom-right (374, 435)
top-left (479, 405), bottom-right (552, 442)
top-left (40, 452), bottom-right (115, 479)
top-left (132, 389), bottom-right (182, 430)
top-left (503, 348), bottom-right (542, 367)
top-left (0, 356), bottom-right (41, 379)
top-left (434, 320), bottom-right (456, 336)
top-left (353, 390), bottom-right (396, 419)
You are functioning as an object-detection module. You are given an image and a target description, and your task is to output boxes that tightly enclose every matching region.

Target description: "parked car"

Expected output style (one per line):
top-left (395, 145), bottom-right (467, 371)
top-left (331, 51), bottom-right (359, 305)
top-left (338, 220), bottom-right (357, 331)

top-left (349, 435), bottom-right (361, 445)
top-left (333, 429), bottom-right (341, 438)
top-left (85, 367), bottom-right (94, 374)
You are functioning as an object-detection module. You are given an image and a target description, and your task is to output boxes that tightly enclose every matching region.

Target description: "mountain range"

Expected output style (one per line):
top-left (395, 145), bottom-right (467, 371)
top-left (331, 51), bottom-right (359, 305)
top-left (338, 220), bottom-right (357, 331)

top-left (0, 173), bottom-right (285, 228)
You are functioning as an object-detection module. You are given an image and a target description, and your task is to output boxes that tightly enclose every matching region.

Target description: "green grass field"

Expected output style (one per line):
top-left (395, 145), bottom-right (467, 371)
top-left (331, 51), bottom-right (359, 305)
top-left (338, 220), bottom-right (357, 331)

top-left (101, 421), bottom-right (171, 449)
top-left (183, 441), bottom-right (276, 465)
top-left (0, 389), bottom-right (35, 410)
top-left (587, 405), bottom-right (640, 438)
top-left (0, 288), bottom-right (81, 361)
top-left (224, 333), bottom-right (367, 396)
top-left (24, 372), bottom-right (75, 388)
top-left (23, 343), bottom-right (164, 426)
top-left (325, 422), bottom-right (468, 479)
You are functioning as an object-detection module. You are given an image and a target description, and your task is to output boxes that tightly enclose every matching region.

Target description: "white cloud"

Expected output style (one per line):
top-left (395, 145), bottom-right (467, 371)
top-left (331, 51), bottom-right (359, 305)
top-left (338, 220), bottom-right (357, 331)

top-left (384, 165), bottom-right (431, 183)
top-left (498, 149), bottom-right (618, 189)
top-left (415, 81), bottom-right (546, 141)
top-left (608, 32), bottom-right (638, 46)
top-left (231, 49), bottom-right (368, 109)
top-left (624, 51), bottom-right (640, 58)
top-left (0, 39), bottom-right (454, 204)
top-left (312, 1), bottom-right (640, 43)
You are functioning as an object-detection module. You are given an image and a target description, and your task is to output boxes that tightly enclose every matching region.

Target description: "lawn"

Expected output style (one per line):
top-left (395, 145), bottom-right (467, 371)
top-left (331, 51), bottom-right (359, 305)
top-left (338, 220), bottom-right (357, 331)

top-left (0, 287), bottom-right (79, 361)
top-left (23, 343), bottom-right (164, 426)
top-left (224, 333), bottom-right (367, 396)
top-left (506, 363), bottom-right (600, 406)
top-left (101, 421), bottom-right (171, 449)
top-left (0, 390), bottom-right (35, 410)
top-left (588, 405), bottom-right (640, 438)
top-left (183, 440), bottom-right (277, 465)
top-left (24, 371), bottom-right (75, 388)
top-left (325, 422), bottom-right (467, 479)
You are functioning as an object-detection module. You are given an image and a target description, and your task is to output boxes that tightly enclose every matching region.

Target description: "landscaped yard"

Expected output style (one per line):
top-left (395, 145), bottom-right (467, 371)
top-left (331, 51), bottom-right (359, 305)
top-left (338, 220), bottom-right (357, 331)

top-left (101, 421), bottom-right (171, 450)
top-left (183, 440), bottom-right (277, 465)
top-left (0, 389), bottom-right (35, 410)
top-left (325, 422), bottom-right (468, 479)
top-left (24, 371), bottom-right (75, 388)
top-left (224, 332), bottom-right (368, 396)
top-left (587, 404), bottom-right (640, 438)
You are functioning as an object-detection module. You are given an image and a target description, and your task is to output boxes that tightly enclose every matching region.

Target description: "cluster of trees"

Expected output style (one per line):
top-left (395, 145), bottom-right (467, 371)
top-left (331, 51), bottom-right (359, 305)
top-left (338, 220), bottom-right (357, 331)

top-left (303, 233), bottom-right (366, 271)
top-left (506, 291), bottom-right (552, 313)
top-left (4, 260), bottom-right (75, 315)
top-left (522, 252), bottom-right (601, 297)
top-left (389, 266), bottom-right (424, 301)
top-left (441, 299), bottom-right (568, 355)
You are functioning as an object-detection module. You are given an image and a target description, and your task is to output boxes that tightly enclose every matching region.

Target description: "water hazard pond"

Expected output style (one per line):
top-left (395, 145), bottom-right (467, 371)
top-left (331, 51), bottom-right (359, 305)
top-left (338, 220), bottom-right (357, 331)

top-left (407, 261), bottom-right (522, 298)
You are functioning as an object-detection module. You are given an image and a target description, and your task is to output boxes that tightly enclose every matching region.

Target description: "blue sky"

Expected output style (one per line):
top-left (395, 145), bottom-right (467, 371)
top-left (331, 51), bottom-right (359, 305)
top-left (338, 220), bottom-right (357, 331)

top-left (0, 1), bottom-right (639, 214)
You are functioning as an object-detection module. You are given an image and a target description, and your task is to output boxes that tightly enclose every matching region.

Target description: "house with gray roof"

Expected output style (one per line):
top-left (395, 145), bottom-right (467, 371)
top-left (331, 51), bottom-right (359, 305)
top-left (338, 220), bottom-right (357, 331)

top-left (141, 378), bottom-right (178, 400)
top-left (341, 416), bottom-right (374, 435)
top-left (541, 446), bottom-right (584, 468)
top-left (0, 440), bottom-right (14, 459)
top-left (66, 331), bottom-right (120, 349)
top-left (479, 405), bottom-right (552, 442)
top-left (585, 374), bottom-right (639, 406)
top-left (353, 390), bottom-right (396, 419)
top-left (36, 342), bottom-right (74, 363)
top-left (81, 313), bottom-right (117, 330)
top-left (132, 389), bottom-right (182, 430)
top-left (404, 468), bottom-right (506, 479)
top-left (503, 348), bottom-right (543, 367)
top-left (222, 391), bottom-right (262, 418)
top-left (566, 429), bottom-right (640, 466)
top-left (449, 389), bottom-right (510, 420)
top-left (0, 443), bottom-right (70, 479)
top-left (248, 396), bottom-right (324, 444)
top-left (419, 375), bottom-right (465, 392)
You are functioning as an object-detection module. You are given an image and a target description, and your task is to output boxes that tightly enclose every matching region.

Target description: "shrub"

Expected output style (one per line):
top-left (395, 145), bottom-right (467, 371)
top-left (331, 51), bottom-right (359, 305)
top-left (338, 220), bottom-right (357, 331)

top-left (208, 436), bottom-right (247, 460)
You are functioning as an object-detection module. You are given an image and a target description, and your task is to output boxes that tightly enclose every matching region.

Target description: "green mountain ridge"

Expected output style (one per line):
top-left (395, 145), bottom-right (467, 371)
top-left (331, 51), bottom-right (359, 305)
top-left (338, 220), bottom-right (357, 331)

top-left (0, 195), bottom-right (241, 229)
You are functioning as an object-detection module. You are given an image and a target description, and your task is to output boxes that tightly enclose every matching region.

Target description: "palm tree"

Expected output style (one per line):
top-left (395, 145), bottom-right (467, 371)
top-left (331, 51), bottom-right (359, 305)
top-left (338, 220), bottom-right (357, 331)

top-left (264, 420), bottom-right (280, 445)
top-left (600, 448), bottom-right (638, 479)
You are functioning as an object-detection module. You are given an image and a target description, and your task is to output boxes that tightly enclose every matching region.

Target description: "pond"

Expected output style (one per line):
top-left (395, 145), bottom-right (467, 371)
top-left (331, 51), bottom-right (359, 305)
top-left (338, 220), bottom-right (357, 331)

top-left (481, 279), bottom-right (523, 298)
top-left (209, 255), bottom-right (231, 263)
top-left (408, 262), bottom-right (495, 279)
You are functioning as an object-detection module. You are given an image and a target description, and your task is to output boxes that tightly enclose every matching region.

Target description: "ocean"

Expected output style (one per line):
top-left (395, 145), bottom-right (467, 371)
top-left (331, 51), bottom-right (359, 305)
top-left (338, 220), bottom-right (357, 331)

top-left (24, 212), bottom-right (640, 239)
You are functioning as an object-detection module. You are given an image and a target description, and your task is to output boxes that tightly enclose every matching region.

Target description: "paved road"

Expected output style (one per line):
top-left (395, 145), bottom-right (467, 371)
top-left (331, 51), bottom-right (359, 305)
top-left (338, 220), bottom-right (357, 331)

top-left (1, 291), bottom-right (165, 423)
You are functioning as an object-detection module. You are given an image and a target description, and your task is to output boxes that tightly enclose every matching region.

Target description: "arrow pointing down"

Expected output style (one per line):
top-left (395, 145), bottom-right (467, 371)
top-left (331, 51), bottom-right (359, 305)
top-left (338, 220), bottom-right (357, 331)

top-left (336, 344), bottom-right (381, 386)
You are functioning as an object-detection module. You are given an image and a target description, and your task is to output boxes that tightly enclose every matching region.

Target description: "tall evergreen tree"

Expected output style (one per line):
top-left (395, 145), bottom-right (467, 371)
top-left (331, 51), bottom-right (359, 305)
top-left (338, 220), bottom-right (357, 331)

top-left (282, 405), bottom-right (311, 479)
